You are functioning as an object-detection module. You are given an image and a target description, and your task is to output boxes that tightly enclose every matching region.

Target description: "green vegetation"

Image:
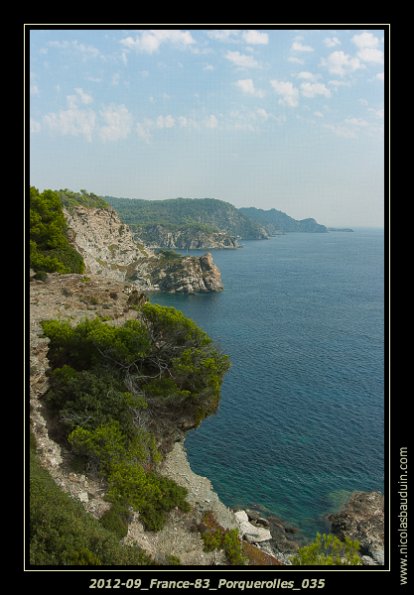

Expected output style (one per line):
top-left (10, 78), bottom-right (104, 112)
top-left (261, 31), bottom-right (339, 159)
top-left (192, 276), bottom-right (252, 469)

top-left (30, 448), bottom-right (152, 566)
top-left (239, 207), bottom-right (327, 234)
top-left (291, 533), bottom-right (362, 566)
top-left (40, 305), bottom-right (229, 534)
top-left (58, 188), bottom-right (110, 211)
top-left (199, 512), bottom-right (246, 565)
top-left (106, 196), bottom-right (267, 240)
top-left (30, 187), bottom-right (85, 273)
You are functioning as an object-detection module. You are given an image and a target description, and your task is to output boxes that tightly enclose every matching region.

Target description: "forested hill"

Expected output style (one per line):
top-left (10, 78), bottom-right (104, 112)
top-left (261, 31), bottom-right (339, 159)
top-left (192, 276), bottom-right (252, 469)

top-left (106, 197), bottom-right (268, 240)
top-left (239, 207), bottom-right (327, 234)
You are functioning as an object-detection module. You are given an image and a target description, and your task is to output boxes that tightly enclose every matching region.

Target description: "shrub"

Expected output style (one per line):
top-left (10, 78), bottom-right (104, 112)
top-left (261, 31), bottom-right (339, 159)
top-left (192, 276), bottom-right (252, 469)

top-left (199, 513), bottom-right (246, 565)
top-left (30, 187), bottom-right (84, 274)
top-left (30, 450), bottom-right (152, 566)
top-left (291, 533), bottom-right (362, 566)
top-left (100, 502), bottom-right (131, 539)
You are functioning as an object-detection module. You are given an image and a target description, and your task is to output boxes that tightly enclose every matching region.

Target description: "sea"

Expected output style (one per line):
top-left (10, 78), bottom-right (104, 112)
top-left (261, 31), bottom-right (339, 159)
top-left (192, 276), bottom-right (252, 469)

top-left (151, 229), bottom-right (384, 540)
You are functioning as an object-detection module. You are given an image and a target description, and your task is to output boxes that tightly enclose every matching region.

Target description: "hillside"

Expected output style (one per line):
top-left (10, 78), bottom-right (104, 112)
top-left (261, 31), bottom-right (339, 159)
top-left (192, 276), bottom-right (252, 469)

top-left (106, 197), bottom-right (268, 241)
top-left (239, 207), bottom-right (327, 234)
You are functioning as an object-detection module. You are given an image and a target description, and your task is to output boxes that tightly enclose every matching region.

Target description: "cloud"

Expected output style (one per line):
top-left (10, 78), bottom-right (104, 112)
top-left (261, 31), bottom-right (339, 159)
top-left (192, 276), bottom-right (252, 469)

top-left (352, 32), bottom-right (380, 49)
top-left (300, 82), bottom-right (331, 98)
top-left (324, 123), bottom-right (357, 139)
top-left (357, 47), bottom-right (384, 64)
top-left (236, 78), bottom-right (265, 97)
top-left (322, 51), bottom-right (362, 77)
top-left (43, 107), bottom-right (96, 142)
top-left (207, 30), bottom-right (239, 42)
top-left (270, 80), bottom-right (299, 107)
top-left (206, 114), bottom-right (218, 128)
top-left (99, 104), bottom-right (132, 141)
top-left (376, 72), bottom-right (384, 81)
top-left (291, 41), bottom-right (314, 53)
top-left (30, 83), bottom-right (39, 96)
top-left (288, 56), bottom-right (304, 65)
top-left (137, 121), bottom-right (152, 143)
top-left (256, 107), bottom-right (269, 120)
top-left (226, 51), bottom-right (260, 68)
top-left (344, 117), bottom-right (369, 127)
top-left (314, 111), bottom-right (324, 118)
top-left (324, 36), bottom-right (341, 48)
top-left (368, 107), bottom-right (384, 119)
top-left (120, 30), bottom-right (195, 54)
top-left (67, 88), bottom-right (93, 109)
top-left (296, 71), bottom-right (317, 81)
top-left (242, 30), bottom-right (269, 45)
top-left (203, 64), bottom-right (215, 71)
top-left (30, 118), bottom-right (41, 133)
top-left (47, 40), bottom-right (101, 59)
top-left (352, 32), bottom-right (383, 64)
top-left (156, 114), bottom-right (175, 129)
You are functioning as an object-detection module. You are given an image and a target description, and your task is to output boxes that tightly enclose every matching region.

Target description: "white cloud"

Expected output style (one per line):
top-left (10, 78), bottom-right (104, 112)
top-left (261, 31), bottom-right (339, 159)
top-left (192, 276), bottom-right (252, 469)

top-left (242, 30), bottom-right (269, 45)
top-left (324, 36), bottom-right (341, 48)
top-left (328, 79), bottom-right (352, 88)
top-left (43, 107), bottom-right (96, 142)
top-left (226, 51), bottom-right (260, 68)
top-left (99, 104), bottom-right (132, 141)
top-left (270, 80), bottom-right (299, 107)
top-left (352, 32), bottom-right (383, 64)
top-left (30, 118), bottom-right (41, 133)
top-left (300, 82), bottom-right (331, 98)
top-left (156, 114), bottom-right (175, 129)
top-left (314, 111), bottom-right (324, 118)
top-left (256, 107), bottom-right (269, 120)
top-left (291, 41), bottom-right (314, 53)
top-left (207, 30), bottom-right (239, 42)
top-left (288, 56), bottom-right (304, 65)
top-left (206, 114), bottom-right (218, 128)
top-left (296, 71), bottom-right (317, 81)
top-left (120, 30), bottom-right (195, 54)
top-left (75, 87), bottom-right (93, 104)
top-left (357, 47), bottom-right (384, 64)
top-left (30, 83), bottom-right (39, 95)
top-left (137, 121), bottom-right (152, 143)
top-left (368, 107), bottom-right (384, 119)
top-left (203, 64), bottom-right (215, 71)
top-left (376, 72), bottom-right (384, 81)
top-left (48, 40), bottom-right (101, 59)
top-left (345, 117), bottom-right (369, 127)
top-left (236, 78), bottom-right (265, 97)
top-left (352, 32), bottom-right (380, 49)
top-left (322, 51), bottom-right (362, 77)
top-left (324, 123), bottom-right (357, 139)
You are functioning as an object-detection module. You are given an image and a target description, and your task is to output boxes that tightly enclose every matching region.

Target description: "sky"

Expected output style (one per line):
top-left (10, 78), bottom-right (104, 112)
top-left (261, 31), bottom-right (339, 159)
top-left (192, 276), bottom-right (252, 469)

top-left (29, 28), bottom-right (385, 227)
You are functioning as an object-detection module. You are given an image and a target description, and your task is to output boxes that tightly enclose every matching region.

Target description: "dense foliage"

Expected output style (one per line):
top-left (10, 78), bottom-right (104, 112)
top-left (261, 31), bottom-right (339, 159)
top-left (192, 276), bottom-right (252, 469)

top-left (199, 512), bottom-right (246, 565)
top-left (30, 187), bottom-right (85, 273)
top-left (239, 207), bottom-right (327, 234)
top-left (106, 196), bottom-right (267, 239)
top-left (58, 188), bottom-right (110, 211)
top-left (30, 446), bottom-right (152, 566)
top-left (291, 533), bottom-right (362, 566)
top-left (40, 304), bottom-right (229, 533)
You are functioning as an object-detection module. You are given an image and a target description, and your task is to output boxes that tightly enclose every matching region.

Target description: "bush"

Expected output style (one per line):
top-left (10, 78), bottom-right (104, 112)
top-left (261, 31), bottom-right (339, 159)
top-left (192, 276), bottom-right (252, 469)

top-left (30, 450), bottom-right (152, 566)
top-left (30, 187), bottom-right (85, 274)
top-left (291, 533), bottom-right (362, 566)
top-left (200, 513), bottom-right (246, 565)
top-left (100, 502), bottom-right (131, 539)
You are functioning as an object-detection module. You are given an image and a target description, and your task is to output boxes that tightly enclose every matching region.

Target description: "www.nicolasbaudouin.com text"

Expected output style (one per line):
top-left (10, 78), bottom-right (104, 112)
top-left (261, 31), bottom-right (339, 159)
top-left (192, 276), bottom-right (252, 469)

top-left (399, 446), bottom-right (408, 586)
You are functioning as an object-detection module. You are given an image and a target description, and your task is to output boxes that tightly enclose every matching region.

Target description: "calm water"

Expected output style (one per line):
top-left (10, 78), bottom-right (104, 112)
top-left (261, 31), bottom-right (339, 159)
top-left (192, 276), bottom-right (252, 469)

top-left (151, 230), bottom-right (384, 539)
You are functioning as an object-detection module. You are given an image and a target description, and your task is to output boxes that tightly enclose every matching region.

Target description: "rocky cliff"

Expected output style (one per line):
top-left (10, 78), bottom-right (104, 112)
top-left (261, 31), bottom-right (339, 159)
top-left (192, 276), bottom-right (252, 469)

top-left (64, 206), bottom-right (223, 294)
top-left (329, 491), bottom-right (384, 565)
top-left (132, 224), bottom-right (239, 250)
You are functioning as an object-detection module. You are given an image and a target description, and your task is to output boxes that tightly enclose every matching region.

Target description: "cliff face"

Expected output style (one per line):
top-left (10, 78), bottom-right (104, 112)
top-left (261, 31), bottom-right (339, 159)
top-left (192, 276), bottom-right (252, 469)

top-left (132, 224), bottom-right (239, 250)
top-left (329, 491), bottom-right (384, 565)
top-left (64, 206), bottom-right (223, 294)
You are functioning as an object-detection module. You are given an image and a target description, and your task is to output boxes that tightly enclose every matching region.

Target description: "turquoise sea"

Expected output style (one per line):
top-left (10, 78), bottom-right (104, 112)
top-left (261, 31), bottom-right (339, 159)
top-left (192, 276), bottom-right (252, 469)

top-left (152, 230), bottom-right (384, 539)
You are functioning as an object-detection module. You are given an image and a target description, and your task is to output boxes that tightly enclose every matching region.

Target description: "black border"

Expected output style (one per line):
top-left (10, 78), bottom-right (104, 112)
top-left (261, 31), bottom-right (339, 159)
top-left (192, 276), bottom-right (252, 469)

top-left (22, 21), bottom-right (399, 593)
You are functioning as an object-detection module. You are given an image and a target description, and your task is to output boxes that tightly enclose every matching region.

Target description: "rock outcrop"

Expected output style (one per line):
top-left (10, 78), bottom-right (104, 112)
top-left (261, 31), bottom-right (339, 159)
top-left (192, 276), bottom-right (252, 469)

top-left (64, 206), bottom-right (223, 294)
top-left (132, 225), bottom-right (239, 250)
top-left (328, 491), bottom-right (384, 565)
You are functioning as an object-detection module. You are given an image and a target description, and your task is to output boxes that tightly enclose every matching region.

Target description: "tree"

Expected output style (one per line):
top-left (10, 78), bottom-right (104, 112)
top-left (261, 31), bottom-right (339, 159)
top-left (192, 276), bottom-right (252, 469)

top-left (291, 533), bottom-right (362, 566)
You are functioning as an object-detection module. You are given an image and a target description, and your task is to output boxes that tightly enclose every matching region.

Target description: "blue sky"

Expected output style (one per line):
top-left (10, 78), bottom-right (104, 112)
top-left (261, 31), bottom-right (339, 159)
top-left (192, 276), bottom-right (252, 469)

top-left (30, 28), bottom-right (385, 226)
